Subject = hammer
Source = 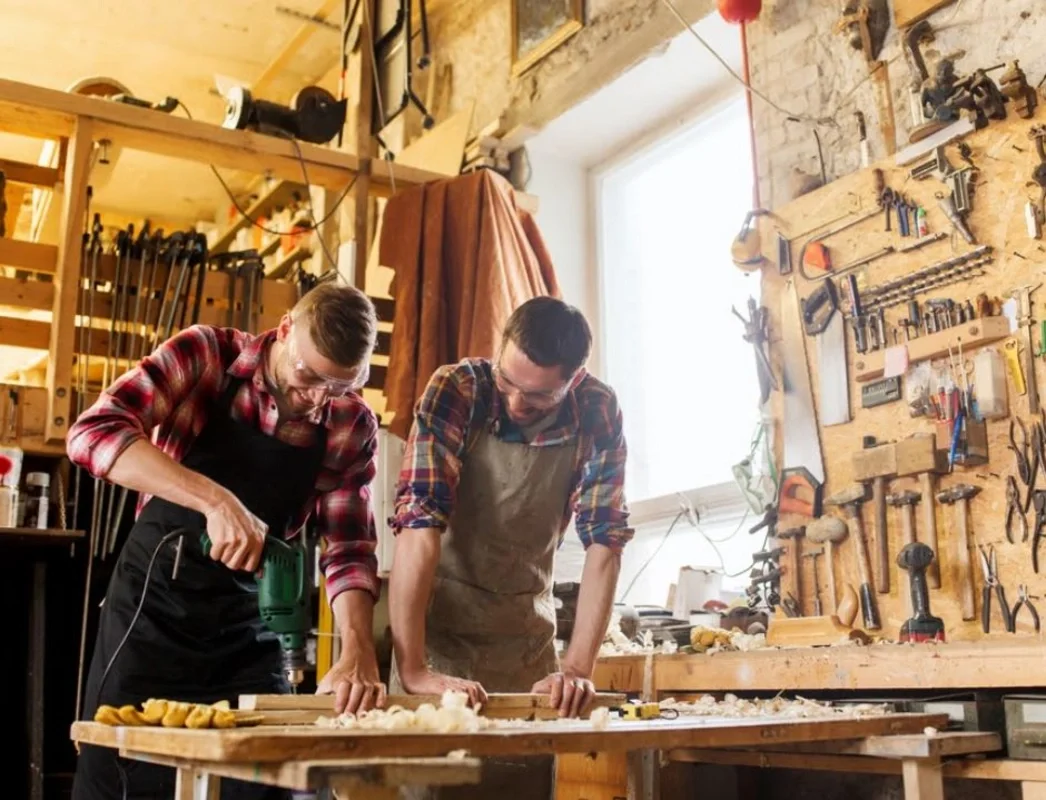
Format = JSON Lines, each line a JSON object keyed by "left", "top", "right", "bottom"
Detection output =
{"left": 852, "top": 439, "right": 899, "bottom": 595}
{"left": 778, "top": 526, "right": 806, "bottom": 615}
{"left": 804, "top": 547, "right": 826, "bottom": 616}
{"left": 886, "top": 489, "right": 921, "bottom": 616}
{"left": 826, "top": 485, "right": 880, "bottom": 630}
{"left": 806, "top": 516, "right": 847, "bottom": 613}
{"left": 936, "top": 483, "right": 981, "bottom": 621}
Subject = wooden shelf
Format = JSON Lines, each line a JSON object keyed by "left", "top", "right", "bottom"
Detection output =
{"left": 853, "top": 314, "right": 1012, "bottom": 382}
{"left": 210, "top": 180, "right": 307, "bottom": 254}
{"left": 266, "top": 244, "right": 311, "bottom": 280}
{"left": 0, "top": 526, "right": 84, "bottom": 545}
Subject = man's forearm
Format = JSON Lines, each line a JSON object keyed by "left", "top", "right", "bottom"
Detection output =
{"left": 106, "top": 438, "right": 227, "bottom": 514}
{"left": 332, "top": 589, "right": 377, "bottom": 657}
{"left": 389, "top": 528, "right": 441, "bottom": 677}
{"left": 562, "top": 544, "right": 621, "bottom": 677}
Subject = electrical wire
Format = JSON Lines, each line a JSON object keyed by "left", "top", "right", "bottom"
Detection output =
{"left": 174, "top": 100, "right": 357, "bottom": 266}
{"left": 618, "top": 511, "right": 685, "bottom": 602}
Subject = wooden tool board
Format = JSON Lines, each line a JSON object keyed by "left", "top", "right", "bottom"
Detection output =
{"left": 754, "top": 105, "right": 1046, "bottom": 643}
{"left": 70, "top": 712, "right": 946, "bottom": 763}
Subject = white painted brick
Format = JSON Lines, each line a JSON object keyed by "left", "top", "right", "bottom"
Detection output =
{"left": 761, "top": 20, "right": 817, "bottom": 60}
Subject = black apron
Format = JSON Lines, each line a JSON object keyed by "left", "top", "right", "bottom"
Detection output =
{"left": 72, "top": 376, "right": 327, "bottom": 800}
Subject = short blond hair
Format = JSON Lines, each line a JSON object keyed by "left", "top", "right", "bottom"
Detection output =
{"left": 292, "top": 283, "right": 377, "bottom": 368}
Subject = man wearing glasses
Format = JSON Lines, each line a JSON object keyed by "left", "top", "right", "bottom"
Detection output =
{"left": 388, "top": 297, "right": 632, "bottom": 799}
{"left": 68, "top": 283, "right": 383, "bottom": 800}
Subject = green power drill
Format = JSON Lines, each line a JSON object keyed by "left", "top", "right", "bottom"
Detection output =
{"left": 199, "top": 532, "right": 310, "bottom": 689}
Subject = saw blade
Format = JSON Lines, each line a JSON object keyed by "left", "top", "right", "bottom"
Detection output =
{"left": 817, "top": 310, "right": 851, "bottom": 426}
{"left": 780, "top": 279, "right": 826, "bottom": 484}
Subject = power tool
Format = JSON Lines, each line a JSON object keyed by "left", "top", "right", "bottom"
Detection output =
{"left": 897, "top": 541, "right": 945, "bottom": 643}
{"left": 199, "top": 533, "right": 311, "bottom": 689}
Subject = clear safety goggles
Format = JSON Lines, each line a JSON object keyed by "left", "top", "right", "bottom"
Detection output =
{"left": 286, "top": 326, "right": 369, "bottom": 396}
{"left": 492, "top": 362, "right": 571, "bottom": 409}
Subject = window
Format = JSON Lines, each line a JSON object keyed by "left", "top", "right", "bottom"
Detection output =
{"left": 596, "top": 93, "right": 762, "bottom": 505}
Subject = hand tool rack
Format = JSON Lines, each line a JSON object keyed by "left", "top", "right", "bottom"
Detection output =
{"left": 0, "top": 76, "right": 441, "bottom": 452}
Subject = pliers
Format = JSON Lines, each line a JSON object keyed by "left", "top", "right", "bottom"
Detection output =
{"left": 1006, "top": 475, "right": 1029, "bottom": 544}
{"left": 1012, "top": 584, "right": 1041, "bottom": 633}
{"left": 978, "top": 544, "right": 1013, "bottom": 633}
{"left": 1035, "top": 491, "right": 1046, "bottom": 574}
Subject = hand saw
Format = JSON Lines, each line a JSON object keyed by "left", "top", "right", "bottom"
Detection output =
{"left": 779, "top": 279, "right": 827, "bottom": 518}
{"left": 802, "top": 279, "right": 851, "bottom": 427}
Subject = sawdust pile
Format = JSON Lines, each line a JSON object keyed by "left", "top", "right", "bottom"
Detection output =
{"left": 316, "top": 690, "right": 534, "bottom": 733}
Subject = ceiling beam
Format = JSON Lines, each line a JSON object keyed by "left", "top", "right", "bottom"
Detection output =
{"left": 253, "top": 0, "right": 344, "bottom": 96}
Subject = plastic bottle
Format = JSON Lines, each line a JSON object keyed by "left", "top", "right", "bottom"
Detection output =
{"left": 24, "top": 472, "right": 50, "bottom": 530}
{"left": 972, "top": 347, "right": 1008, "bottom": 420}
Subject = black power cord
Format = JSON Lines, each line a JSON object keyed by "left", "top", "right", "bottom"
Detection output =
{"left": 91, "top": 528, "right": 190, "bottom": 800}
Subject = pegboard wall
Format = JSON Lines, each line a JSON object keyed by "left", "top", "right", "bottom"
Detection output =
{"left": 754, "top": 104, "right": 1046, "bottom": 643}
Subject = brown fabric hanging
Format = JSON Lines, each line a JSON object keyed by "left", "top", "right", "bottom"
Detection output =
{"left": 379, "top": 169, "right": 561, "bottom": 440}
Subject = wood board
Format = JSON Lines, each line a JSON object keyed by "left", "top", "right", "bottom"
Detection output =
{"left": 238, "top": 692, "right": 626, "bottom": 721}
{"left": 70, "top": 712, "right": 947, "bottom": 763}
{"left": 893, "top": 0, "right": 957, "bottom": 29}
{"left": 754, "top": 101, "right": 1046, "bottom": 644}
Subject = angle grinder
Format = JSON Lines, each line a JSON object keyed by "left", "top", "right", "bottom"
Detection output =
{"left": 199, "top": 532, "right": 311, "bottom": 688}
{"left": 221, "top": 85, "right": 347, "bottom": 145}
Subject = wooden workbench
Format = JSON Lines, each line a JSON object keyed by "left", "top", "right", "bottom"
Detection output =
{"left": 72, "top": 711, "right": 945, "bottom": 799}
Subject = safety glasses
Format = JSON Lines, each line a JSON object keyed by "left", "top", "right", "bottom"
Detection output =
{"left": 492, "top": 362, "right": 570, "bottom": 409}
{"left": 286, "top": 325, "right": 369, "bottom": 396}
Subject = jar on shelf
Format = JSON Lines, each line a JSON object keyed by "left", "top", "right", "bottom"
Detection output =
{"left": 24, "top": 472, "right": 50, "bottom": 530}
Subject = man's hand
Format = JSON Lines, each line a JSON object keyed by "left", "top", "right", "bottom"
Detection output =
{"left": 317, "top": 648, "right": 386, "bottom": 715}
{"left": 202, "top": 491, "right": 268, "bottom": 572}
{"left": 399, "top": 667, "right": 488, "bottom": 708}
{"left": 531, "top": 669, "right": 595, "bottom": 718}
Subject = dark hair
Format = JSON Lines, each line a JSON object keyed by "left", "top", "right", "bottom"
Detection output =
{"left": 292, "top": 283, "right": 377, "bottom": 368}
{"left": 502, "top": 297, "right": 592, "bottom": 376}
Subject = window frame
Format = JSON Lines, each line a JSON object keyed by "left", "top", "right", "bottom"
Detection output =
{"left": 589, "top": 83, "right": 754, "bottom": 527}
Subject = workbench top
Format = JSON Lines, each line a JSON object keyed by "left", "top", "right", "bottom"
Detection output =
{"left": 71, "top": 712, "right": 946, "bottom": 763}
{"left": 650, "top": 639, "right": 1046, "bottom": 693}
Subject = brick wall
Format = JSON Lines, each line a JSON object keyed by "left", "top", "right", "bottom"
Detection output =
{"left": 744, "top": 0, "right": 1046, "bottom": 210}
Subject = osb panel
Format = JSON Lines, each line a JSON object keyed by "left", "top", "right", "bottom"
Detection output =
{"left": 754, "top": 106, "right": 1046, "bottom": 644}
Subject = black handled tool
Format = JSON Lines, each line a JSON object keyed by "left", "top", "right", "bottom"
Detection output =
{"left": 897, "top": 542, "right": 945, "bottom": 643}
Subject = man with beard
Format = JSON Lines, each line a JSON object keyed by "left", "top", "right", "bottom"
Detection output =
{"left": 388, "top": 296, "right": 633, "bottom": 799}
{"left": 69, "top": 283, "right": 385, "bottom": 800}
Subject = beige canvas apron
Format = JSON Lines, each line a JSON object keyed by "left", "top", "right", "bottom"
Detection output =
{"left": 391, "top": 421, "right": 577, "bottom": 800}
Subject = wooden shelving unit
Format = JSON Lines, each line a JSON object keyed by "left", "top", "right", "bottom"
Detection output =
{"left": 209, "top": 179, "right": 307, "bottom": 254}
{"left": 266, "top": 244, "right": 312, "bottom": 279}
{"left": 0, "top": 76, "right": 440, "bottom": 447}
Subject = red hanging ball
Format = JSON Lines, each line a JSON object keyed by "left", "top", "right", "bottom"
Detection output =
{"left": 717, "top": 0, "right": 762, "bottom": 23}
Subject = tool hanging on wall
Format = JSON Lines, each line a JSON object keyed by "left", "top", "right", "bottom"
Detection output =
{"left": 937, "top": 483, "right": 981, "bottom": 621}
{"left": 779, "top": 280, "right": 826, "bottom": 518}
{"left": 213, "top": 250, "right": 266, "bottom": 333}
{"left": 221, "top": 85, "right": 348, "bottom": 146}
{"left": 853, "top": 438, "right": 896, "bottom": 596}
{"left": 732, "top": 297, "right": 776, "bottom": 406}
{"left": 802, "top": 280, "right": 850, "bottom": 426}
{"left": 1011, "top": 283, "right": 1042, "bottom": 414}
{"left": 897, "top": 541, "right": 945, "bottom": 643}
{"left": 806, "top": 515, "right": 847, "bottom": 615}
{"left": 731, "top": 209, "right": 770, "bottom": 271}
{"left": 826, "top": 485, "right": 880, "bottom": 631}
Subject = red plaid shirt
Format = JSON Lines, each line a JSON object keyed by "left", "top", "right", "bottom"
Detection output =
{"left": 66, "top": 324, "right": 379, "bottom": 602}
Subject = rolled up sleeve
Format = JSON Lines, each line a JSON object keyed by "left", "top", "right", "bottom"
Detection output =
{"left": 574, "top": 389, "right": 633, "bottom": 552}
{"left": 390, "top": 364, "right": 475, "bottom": 532}
{"left": 317, "top": 415, "right": 381, "bottom": 604}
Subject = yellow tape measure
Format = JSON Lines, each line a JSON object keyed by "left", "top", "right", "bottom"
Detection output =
{"left": 617, "top": 702, "right": 678, "bottom": 721}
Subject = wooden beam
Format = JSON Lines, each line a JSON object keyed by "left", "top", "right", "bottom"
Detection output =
{"left": 0, "top": 275, "right": 53, "bottom": 310}
{"left": 253, "top": 0, "right": 343, "bottom": 96}
{"left": 352, "top": 0, "right": 377, "bottom": 290}
{"left": 45, "top": 118, "right": 93, "bottom": 441}
{"left": 1, "top": 317, "right": 145, "bottom": 361}
{"left": 0, "top": 237, "right": 57, "bottom": 272}
{"left": 0, "top": 157, "right": 59, "bottom": 187}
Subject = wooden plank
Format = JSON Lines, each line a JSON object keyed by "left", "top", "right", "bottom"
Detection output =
{"left": 69, "top": 712, "right": 948, "bottom": 763}
{"left": 853, "top": 315, "right": 1011, "bottom": 382}
{"left": 671, "top": 749, "right": 1046, "bottom": 783}
{"left": 654, "top": 641, "right": 1046, "bottom": 692}
{"left": 45, "top": 117, "right": 93, "bottom": 441}
{"left": 0, "top": 238, "right": 57, "bottom": 272}
{"left": 0, "top": 77, "right": 436, "bottom": 191}
{"left": 0, "top": 275, "right": 53, "bottom": 310}
{"left": 395, "top": 104, "right": 474, "bottom": 176}
{"left": 1, "top": 317, "right": 147, "bottom": 360}
{"left": 1023, "top": 783, "right": 1046, "bottom": 800}
{"left": 593, "top": 656, "right": 648, "bottom": 694}
{"left": 0, "top": 158, "right": 58, "bottom": 187}
{"left": 238, "top": 691, "right": 627, "bottom": 716}
{"left": 893, "top": 0, "right": 956, "bottom": 28}
{"left": 124, "top": 752, "right": 481, "bottom": 791}
{"left": 903, "top": 758, "right": 944, "bottom": 800}
{"left": 740, "top": 731, "right": 1001, "bottom": 759}
{"left": 351, "top": 0, "right": 376, "bottom": 289}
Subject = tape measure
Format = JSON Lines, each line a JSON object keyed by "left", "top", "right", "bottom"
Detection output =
{"left": 615, "top": 702, "right": 679, "bottom": 721}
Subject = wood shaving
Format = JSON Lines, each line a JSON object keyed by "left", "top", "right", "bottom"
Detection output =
{"left": 599, "top": 611, "right": 679, "bottom": 656}
{"left": 316, "top": 690, "right": 531, "bottom": 733}
{"left": 589, "top": 706, "right": 611, "bottom": 730}
{"left": 659, "top": 694, "right": 890, "bottom": 720}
